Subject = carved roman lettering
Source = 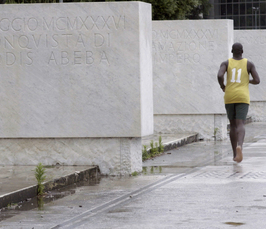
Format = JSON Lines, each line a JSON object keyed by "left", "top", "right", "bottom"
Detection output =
{"left": 61, "top": 51, "right": 69, "bottom": 65}
{"left": 0, "top": 18, "right": 10, "bottom": 31}
{"left": 94, "top": 33, "right": 105, "bottom": 47}
{"left": 11, "top": 18, "right": 23, "bottom": 31}
{"left": 48, "top": 51, "right": 57, "bottom": 65}
{"left": 43, "top": 17, "right": 54, "bottom": 30}
{"left": 62, "top": 34, "right": 72, "bottom": 47}
{"left": 90, "top": 16, "right": 100, "bottom": 30}
{"left": 112, "top": 15, "right": 125, "bottom": 30}
{"left": 51, "top": 34, "right": 59, "bottom": 48}
{"left": 73, "top": 51, "right": 81, "bottom": 64}
{"left": 26, "top": 52, "right": 33, "bottom": 65}
{"left": 75, "top": 34, "right": 85, "bottom": 47}
{"left": 6, "top": 52, "right": 16, "bottom": 65}
{"left": 99, "top": 51, "right": 109, "bottom": 65}
{"left": 101, "top": 16, "right": 111, "bottom": 29}
{"left": 86, "top": 51, "right": 94, "bottom": 64}
{"left": 79, "top": 16, "right": 90, "bottom": 30}
{"left": 4, "top": 36, "right": 14, "bottom": 49}
{"left": 18, "top": 35, "right": 31, "bottom": 49}
{"left": 56, "top": 17, "right": 67, "bottom": 31}
{"left": 32, "top": 34, "right": 42, "bottom": 48}
{"left": 27, "top": 18, "right": 38, "bottom": 31}
{"left": 67, "top": 17, "right": 78, "bottom": 30}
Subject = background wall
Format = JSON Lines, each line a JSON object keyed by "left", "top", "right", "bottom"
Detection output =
{"left": 0, "top": 2, "right": 153, "bottom": 175}
{"left": 153, "top": 20, "right": 234, "bottom": 140}
{"left": 0, "top": 2, "right": 153, "bottom": 138}
{"left": 235, "top": 30, "right": 266, "bottom": 122}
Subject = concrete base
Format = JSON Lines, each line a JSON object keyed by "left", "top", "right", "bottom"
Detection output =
{"left": 0, "top": 138, "right": 142, "bottom": 176}
{"left": 154, "top": 114, "right": 227, "bottom": 140}
{"left": 249, "top": 101, "right": 266, "bottom": 122}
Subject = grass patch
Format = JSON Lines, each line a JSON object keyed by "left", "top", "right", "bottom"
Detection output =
{"left": 142, "top": 136, "right": 164, "bottom": 161}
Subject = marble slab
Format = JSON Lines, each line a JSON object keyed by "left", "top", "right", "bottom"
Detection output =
{"left": 153, "top": 20, "right": 234, "bottom": 115}
{"left": 0, "top": 2, "right": 153, "bottom": 138}
{"left": 234, "top": 30, "right": 266, "bottom": 101}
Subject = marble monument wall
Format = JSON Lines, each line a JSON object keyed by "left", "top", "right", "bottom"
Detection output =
{"left": 153, "top": 20, "right": 234, "bottom": 140}
{"left": 0, "top": 2, "right": 153, "bottom": 175}
{"left": 234, "top": 30, "right": 266, "bottom": 121}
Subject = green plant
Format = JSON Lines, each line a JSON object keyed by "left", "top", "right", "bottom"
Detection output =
{"left": 142, "top": 167, "right": 147, "bottom": 174}
{"left": 37, "top": 196, "right": 44, "bottom": 210}
{"left": 214, "top": 127, "right": 219, "bottom": 140}
{"left": 142, "top": 145, "right": 149, "bottom": 161}
{"left": 158, "top": 135, "right": 164, "bottom": 153}
{"left": 150, "top": 140, "right": 155, "bottom": 157}
{"left": 35, "top": 163, "right": 46, "bottom": 196}
{"left": 159, "top": 166, "right": 162, "bottom": 173}
{"left": 131, "top": 171, "right": 138, "bottom": 176}
{"left": 154, "top": 142, "right": 159, "bottom": 155}
{"left": 150, "top": 166, "right": 154, "bottom": 173}
{"left": 142, "top": 136, "right": 164, "bottom": 161}
{"left": 7, "top": 203, "right": 18, "bottom": 210}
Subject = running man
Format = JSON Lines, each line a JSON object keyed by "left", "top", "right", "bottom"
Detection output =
{"left": 217, "top": 43, "right": 260, "bottom": 163}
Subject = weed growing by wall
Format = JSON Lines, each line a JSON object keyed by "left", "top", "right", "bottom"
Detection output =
{"left": 35, "top": 163, "right": 46, "bottom": 196}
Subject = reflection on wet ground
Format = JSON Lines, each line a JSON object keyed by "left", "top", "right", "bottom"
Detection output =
{"left": 0, "top": 177, "right": 101, "bottom": 222}
{"left": 1, "top": 122, "right": 266, "bottom": 226}
{"left": 0, "top": 140, "right": 232, "bottom": 220}
{"left": 143, "top": 139, "right": 232, "bottom": 175}
{"left": 224, "top": 222, "right": 245, "bottom": 226}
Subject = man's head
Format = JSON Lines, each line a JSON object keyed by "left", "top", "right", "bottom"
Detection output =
{"left": 231, "top": 43, "right": 243, "bottom": 56}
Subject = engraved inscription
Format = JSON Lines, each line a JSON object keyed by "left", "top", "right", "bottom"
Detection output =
{"left": 153, "top": 29, "right": 218, "bottom": 65}
{"left": 0, "top": 16, "right": 126, "bottom": 32}
{"left": 153, "top": 29, "right": 218, "bottom": 40}
{"left": 235, "top": 34, "right": 266, "bottom": 65}
{"left": 236, "top": 35, "right": 266, "bottom": 45}
{"left": 47, "top": 50, "right": 109, "bottom": 66}
{"left": 0, "top": 15, "right": 125, "bottom": 66}
{"left": 0, "top": 51, "right": 33, "bottom": 66}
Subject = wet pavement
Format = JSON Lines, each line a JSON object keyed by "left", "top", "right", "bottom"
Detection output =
{"left": 0, "top": 122, "right": 266, "bottom": 228}
{"left": 0, "top": 165, "right": 99, "bottom": 210}
{"left": 0, "top": 132, "right": 197, "bottom": 210}
{"left": 0, "top": 165, "right": 95, "bottom": 197}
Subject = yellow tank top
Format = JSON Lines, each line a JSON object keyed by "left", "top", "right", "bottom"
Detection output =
{"left": 224, "top": 58, "right": 250, "bottom": 104}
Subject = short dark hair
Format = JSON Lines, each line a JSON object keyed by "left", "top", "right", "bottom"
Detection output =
{"left": 232, "top": 43, "right": 243, "bottom": 55}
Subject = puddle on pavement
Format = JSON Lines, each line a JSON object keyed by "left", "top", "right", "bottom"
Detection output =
{"left": 108, "top": 208, "right": 132, "bottom": 213}
{"left": 142, "top": 165, "right": 194, "bottom": 175}
{"left": 0, "top": 177, "right": 101, "bottom": 222}
{"left": 224, "top": 222, "right": 245, "bottom": 226}
{"left": 142, "top": 164, "right": 202, "bottom": 175}
{"left": 142, "top": 166, "right": 163, "bottom": 175}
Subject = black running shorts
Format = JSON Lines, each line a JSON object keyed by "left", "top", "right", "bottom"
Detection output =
{"left": 225, "top": 103, "right": 249, "bottom": 120}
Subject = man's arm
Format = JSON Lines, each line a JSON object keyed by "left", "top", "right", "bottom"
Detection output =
{"left": 247, "top": 61, "right": 260, "bottom": 85}
{"left": 217, "top": 61, "right": 228, "bottom": 92}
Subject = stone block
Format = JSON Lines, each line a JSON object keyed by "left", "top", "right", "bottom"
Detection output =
{"left": 0, "top": 2, "right": 153, "bottom": 138}
{"left": 154, "top": 114, "right": 227, "bottom": 140}
{"left": 234, "top": 30, "right": 266, "bottom": 121}
{"left": 153, "top": 20, "right": 233, "bottom": 115}
{"left": 0, "top": 2, "right": 152, "bottom": 175}
{"left": 152, "top": 20, "right": 233, "bottom": 139}
{"left": 249, "top": 102, "right": 266, "bottom": 122}
{"left": 234, "top": 30, "right": 266, "bottom": 102}
{"left": 0, "top": 137, "right": 142, "bottom": 175}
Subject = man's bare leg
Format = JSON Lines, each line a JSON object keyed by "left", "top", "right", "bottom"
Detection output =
{"left": 229, "top": 120, "right": 237, "bottom": 158}
{"left": 235, "top": 146, "right": 243, "bottom": 163}
{"left": 234, "top": 119, "right": 245, "bottom": 163}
